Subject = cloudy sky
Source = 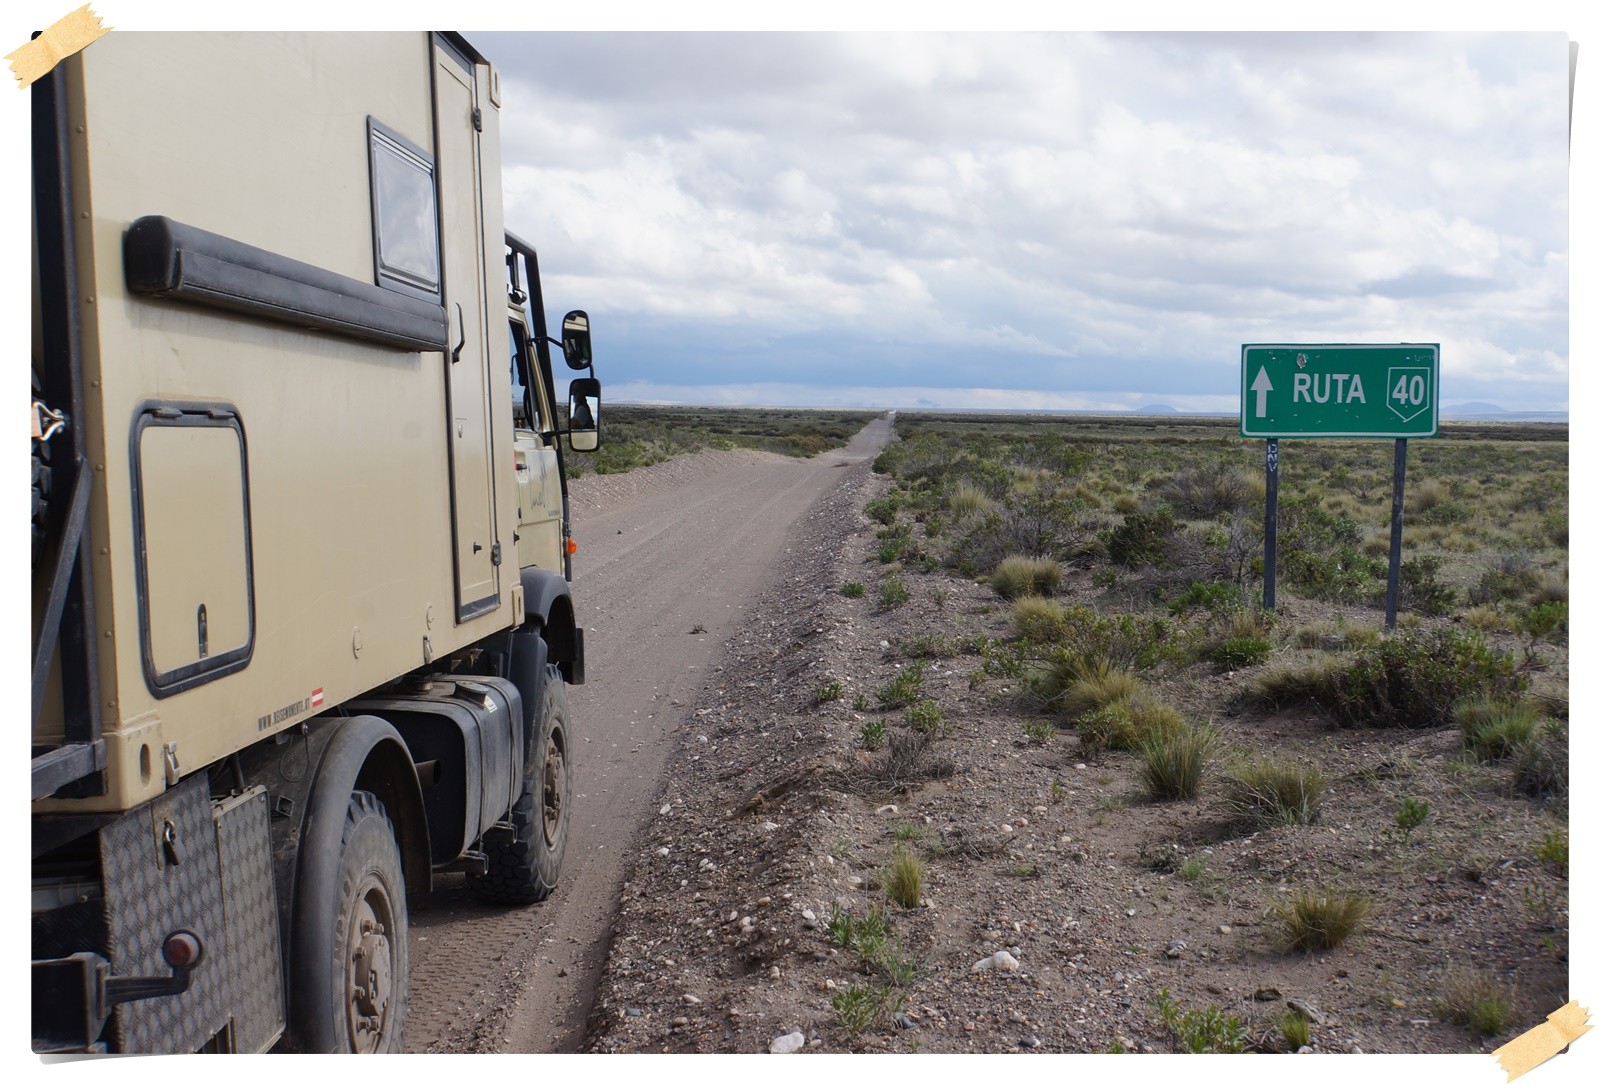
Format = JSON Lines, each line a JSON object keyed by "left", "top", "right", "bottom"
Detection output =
{"left": 474, "top": 28, "right": 1573, "bottom": 414}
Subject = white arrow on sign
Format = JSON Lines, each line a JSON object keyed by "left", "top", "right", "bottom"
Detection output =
{"left": 1250, "top": 367, "right": 1273, "bottom": 417}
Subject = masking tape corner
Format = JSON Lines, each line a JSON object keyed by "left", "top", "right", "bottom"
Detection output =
{"left": 6, "top": 5, "right": 109, "bottom": 90}
{"left": 1493, "top": 1001, "right": 1591, "bottom": 1081}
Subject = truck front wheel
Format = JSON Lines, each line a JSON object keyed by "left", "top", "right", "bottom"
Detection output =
{"left": 472, "top": 663, "right": 571, "bottom": 904}
{"left": 297, "top": 789, "right": 408, "bottom": 1052}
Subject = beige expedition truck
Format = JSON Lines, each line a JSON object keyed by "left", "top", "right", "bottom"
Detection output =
{"left": 30, "top": 31, "right": 603, "bottom": 1053}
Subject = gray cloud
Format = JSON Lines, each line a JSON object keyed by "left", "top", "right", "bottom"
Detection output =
{"left": 481, "top": 30, "right": 1569, "bottom": 412}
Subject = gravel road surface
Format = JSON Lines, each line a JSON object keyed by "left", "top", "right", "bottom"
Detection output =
{"left": 403, "top": 415, "right": 893, "bottom": 1052}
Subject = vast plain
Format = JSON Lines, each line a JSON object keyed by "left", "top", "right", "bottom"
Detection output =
{"left": 582, "top": 409, "right": 1569, "bottom": 1054}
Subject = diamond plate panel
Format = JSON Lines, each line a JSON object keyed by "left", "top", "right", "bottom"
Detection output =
{"left": 213, "top": 787, "right": 285, "bottom": 1052}
{"left": 100, "top": 772, "right": 230, "bottom": 1052}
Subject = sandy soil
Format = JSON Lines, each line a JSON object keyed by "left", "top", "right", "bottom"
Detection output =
{"left": 402, "top": 416, "right": 894, "bottom": 1052}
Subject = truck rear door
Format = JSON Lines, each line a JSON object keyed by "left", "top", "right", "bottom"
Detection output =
{"left": 434, "top": 38, "right": 501, "bottom": 620}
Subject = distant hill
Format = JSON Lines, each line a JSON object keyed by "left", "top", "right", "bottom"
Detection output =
{"left": 1443, "top": 402, "right": 1567, "bottom": 422}
{"left": 1135, "top": 404, "right": 1180, "bottom": 414}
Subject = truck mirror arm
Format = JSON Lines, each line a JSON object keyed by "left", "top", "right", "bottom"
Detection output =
{"left": 537, "top": 335, "right": 590, "bottom": 373}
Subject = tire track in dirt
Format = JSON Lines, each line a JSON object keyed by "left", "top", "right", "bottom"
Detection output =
{"left": 403, "top": 416, "right": 893, "bottom": 1052}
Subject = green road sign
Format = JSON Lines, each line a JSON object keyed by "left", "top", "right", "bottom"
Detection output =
{"left": 1239, "top": 343, "right": 1440, "bottom": 438}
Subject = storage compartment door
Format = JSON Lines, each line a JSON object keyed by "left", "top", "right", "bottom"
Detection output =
{"left": 132, "top": 405, "right": 254, "bottom": 697}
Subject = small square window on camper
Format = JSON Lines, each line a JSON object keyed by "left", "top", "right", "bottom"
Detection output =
{"left": 368, "top": 118, "right": 441, "bottom": 299}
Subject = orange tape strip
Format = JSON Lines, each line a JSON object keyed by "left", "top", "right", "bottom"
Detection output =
{"left": 1493, "top": 1001, "right": 1591, "bottom": 1081}
{"left": 6, "top": 5, "right": 109, "bottom": 90}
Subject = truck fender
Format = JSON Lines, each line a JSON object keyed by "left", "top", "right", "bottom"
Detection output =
{"left": 281, "top": 714, "right": 428, "bottom": 1050}
{"left": 521, "top": 567, "right": 583, "bottom": 684}
{"left": 507, "top": 626, "right": 549, "bottom": 766}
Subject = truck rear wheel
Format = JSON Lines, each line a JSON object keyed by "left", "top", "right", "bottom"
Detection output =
{"left": 472, "top": 663, "right": 571, "bottom": 904}
{"left": 296, "top": 789, "right": 408, "bottom": 1052}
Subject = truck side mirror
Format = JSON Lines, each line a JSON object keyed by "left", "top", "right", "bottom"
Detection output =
{"left": 561, "top": 310, "right": 592, "bottom": 371}
{"left": 567, "top": 377, "right": 600, "bottom": 452}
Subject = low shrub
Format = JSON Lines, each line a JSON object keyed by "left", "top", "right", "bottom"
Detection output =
{"left": 899, "top": 632, "right": 956, "bottom": 659}
{"left": 841, "top": 581, "right": 865, "bottom": 599}
{"left": 1157, "top": 463, "right": 1256, "bottom": 519}
{"left": 1018, "top": 606, "right": 1197, "bottom": 670}
{"left": 858, "top": 718, "right": 886, "bottom": 750}
{"left": 814, "top": 681, "right": 844, "bottom": 705}
{"left": 1394, "top": 796, "right": 1431, "bottom": 839}
{"left": 863, "top": 497, "right": 900, "bottom": 525}
{"left": 1392, "top": 554, "right": 1460, "bottom": 617}
{"left": 1286, "top": 543, "right": 1385, "bottom": 603}
{"left": 903, "top": 699, "right": 944, "bottom": 733}
{"left": 1168, "top": 579, "right": 1243, "bottom": 614}
{"left": 1213, "top": 635, "right": 1272, "bottom": 669}
{"left": 1470, "top": 552, "right": 1541, "bottom": 605}
{"left": 1535, "top": 830, "right": 1568, "bottom": 873}
{"left": 1279, "top": 496, "right": 1381, "bottom": 602}
{"left": 1105, "top": 507, "right": 1177, "bottom": 568}
{"left": 991, "top": 555, "right": 1063, "bottom": 600}
{"left": 1140, "top": 722, "right": 1219, "bottom": 801}
{"left": 1224, "top": 758, "right": 1326, "bottom": 826}
{"left": 869, "top": 729, "right": 955, "bottom": 791}
{"left": 876, "top": 662, "right": 925, "bottom": 710}
{"left": 1152, "top": 989, "right": 1247, "bottom": 1053}
{"left": 1522, "top": 600, "right": 1568, "bottom": 642}
{"left": 1249, "top": 630, "right": 1522, "bottom": 729}
{"left": 879, "top": 575, "right": 911, "bottom": 610}
{"left": 1274, "top": 891, "right": 1369, "bottom": 952}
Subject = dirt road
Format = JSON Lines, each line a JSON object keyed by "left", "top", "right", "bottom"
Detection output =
{"left": 403, "top": 415, "right": 894, "bottom": 1052}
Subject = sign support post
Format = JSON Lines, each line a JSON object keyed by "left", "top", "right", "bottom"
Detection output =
{"left": 1239, "top": 343, "right": 1438, "bottom": 629}
{"left": 1263, "top": 439, "right": 1278, "bottom": 614}
{"left": 1385, "top": 438, "right": 1408, "bottom": 631}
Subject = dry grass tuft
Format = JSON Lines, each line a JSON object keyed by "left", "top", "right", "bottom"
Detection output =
{"left": 991, "top": 555, "right": 1063, "bottom": 600}
{"left": 1434, "top": 970, "right": 1518, "bottom": 1036}
{"left": 1076, "top": 693, "right": 1184, "bottom": 754}
{"left": 1273, "top": 891, "right": 1370, "bottom": 952}
{"left": 1224, "top": 757, "right": 1327, "bottom": 826}
{"left": 1013, "top": 595, "right": 1067, "bottom": 641}
{"left": 1140, "top": 722, "right": 1220, "bottom": 801}
{"left": 948, "top": 480, "right": 996, "bottom": 520}
{"left": 1055, "top": 659, "right": 1143, "bottom": 721}
{"left": 884, "top": 847, "right": 925, "bottom": 908}
{"left": 1457, "top": 699, "right": 1541, "bottom": 761}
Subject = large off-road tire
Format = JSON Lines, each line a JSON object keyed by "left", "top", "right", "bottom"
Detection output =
{"left": 472, "top": 663, "right": 571, "bottom": 904}
{"left": 313, "top": 790, "right": 409, "bottom": 1052}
